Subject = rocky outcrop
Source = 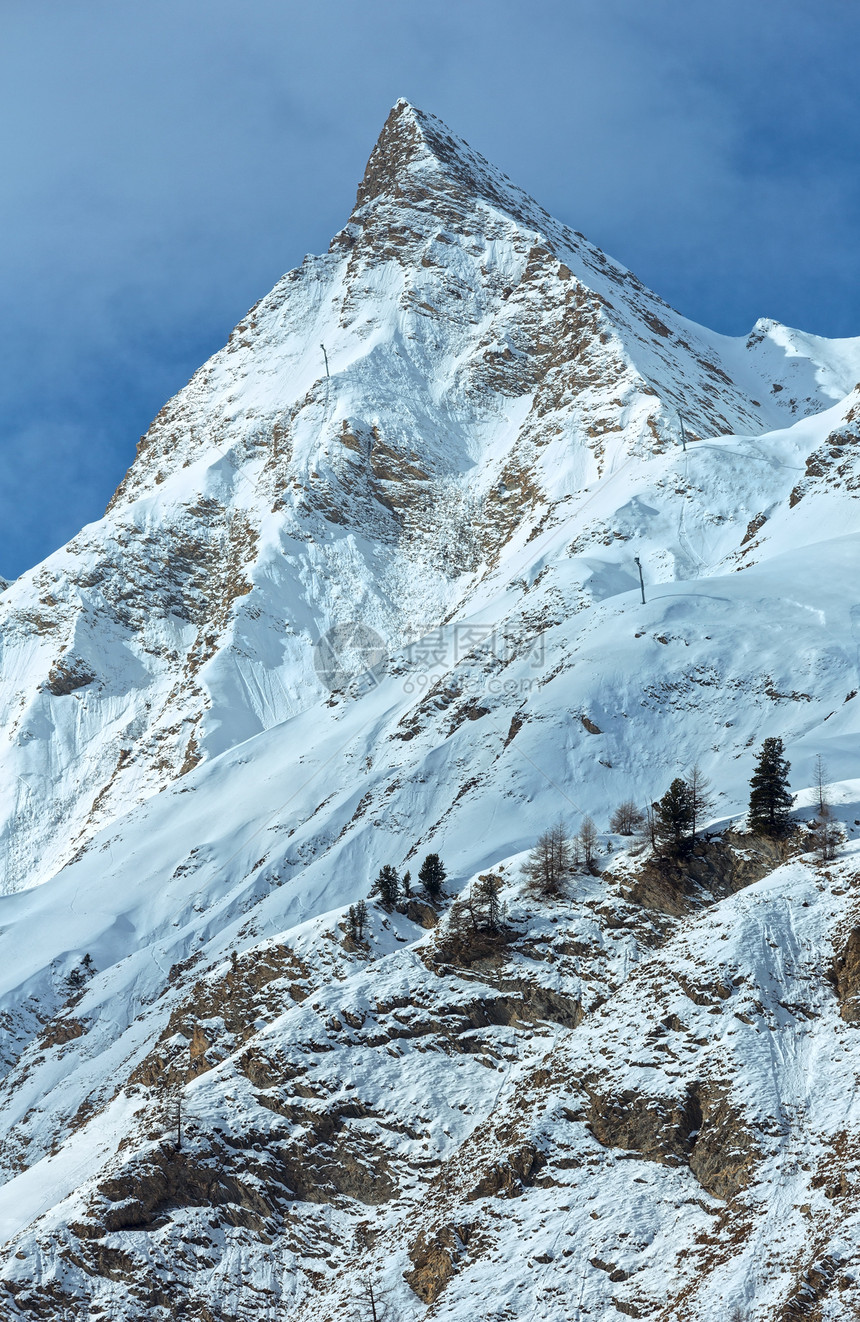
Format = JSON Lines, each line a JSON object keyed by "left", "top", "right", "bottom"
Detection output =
{"left": 829, "top": 927, "right": 860, "bottom": 1023}
{"left": 403, "top": 1220, "right": 477, "bottom": 1305}
{"left": 622, "top": 830, "right": 802, "bottom": 915}
{"left": 583, "top": 1077, "right": 758, "bottom": 1199}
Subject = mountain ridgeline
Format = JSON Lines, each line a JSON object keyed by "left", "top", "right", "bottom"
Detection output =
{"left": 1, "top": 101, "right": 860, "bottom": 1320}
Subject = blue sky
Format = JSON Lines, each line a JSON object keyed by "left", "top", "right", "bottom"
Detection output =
{"left": 1, "top": 0, "right": 858, "bottom": 577}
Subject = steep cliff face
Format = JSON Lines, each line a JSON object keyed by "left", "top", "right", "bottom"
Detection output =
{"left": 2, "top": 101, "right": 860, "bottom": 1320}
{"left": 2, "top": 99, "right": 859, "bottom": 896}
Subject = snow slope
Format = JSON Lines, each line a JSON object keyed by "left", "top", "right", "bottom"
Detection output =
{"left": 1, "top": 99, "right": 859, "bottom": 896}
{"left": 1, "top": 100, "right": 860, "bottom": 1319}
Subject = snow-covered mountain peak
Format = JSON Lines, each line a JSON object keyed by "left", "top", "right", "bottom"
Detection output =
{"left": 2, "top": 103, "right": 860, "bottom": 902}
{"left": 3, "top": 103, "right": 860, "bottom": 1321}
{"left": 744, "top": 315, "right": 860, "bottom": 405}
{"left": 351, "top": 98, "right": 556, "bottom": 236}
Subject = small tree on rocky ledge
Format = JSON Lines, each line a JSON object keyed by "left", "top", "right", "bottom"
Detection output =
{"left": 346, "top": 898, "right": 368, "bottom": 941}
{"left": 349, "top": 1275, "right": 390, "bottom": 1322}
{"left": 577, "top": 815, "right": 599, "bottom": 872}
{"left": 474, "top": 872, "right": 504, "bottom": 932}
{"left": 418, "top": 853, "right": 446, "bottom": 902}
{"left": 371, "top": 865, "right": 400, "bottom": 907}
{"left": 813, "top": 753, "right": 830, "bottom": 816}
{"left": 63, "top": 955, "right": 97, "bottom": 1000}
{"left": 523, "top": 819, "right": 572, "bottom": 896}
{"left": 748, "top": 737, "right": 793, "bottom": 838}
{"left": 610, "top": 799, "right": 645, "bottom": 835}
{"left": 654, "top": 778, "right": 694, "bottom": 856}
{"left": 809, "top": 803, "right": 841, "bottom": 863}
{"left": 688, "top": 762, "right": 715, "bottom": 840}
{"left": 64, "top": 966, "right": 87, "bottom": 997}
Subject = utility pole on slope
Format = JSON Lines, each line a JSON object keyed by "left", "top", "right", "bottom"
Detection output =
{"left": 679, "top": 411, "right": 687, "bottom": 451}
{"left": 634, "top": 556, "right": 646, "bottom": 605}
{"left": 321, "top": 343, "right": 330, "bottom": 379}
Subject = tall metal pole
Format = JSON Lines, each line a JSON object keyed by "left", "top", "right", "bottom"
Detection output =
{"left": 679, "top": 411, "right": 687, "bottom": 451}
{"left": 634, "top": 556, "right": 646, "bottom": 605}
{"left": 320, "top": 343, "right": 330, "bottom": 379}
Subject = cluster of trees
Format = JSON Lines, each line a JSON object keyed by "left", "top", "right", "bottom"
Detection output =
{"left": 646, "top": 762, "right": 715, "bottom": 858}
{"left": 616, "top": 737, "right": 839, "bottom": 864}
{"left": 345, "top": 898, "right": 369, "bottom": 941}
{"left": 449, "top": 871, "right": 504, "bottom": 937}
{"left": 742, "top": 736, "right": 842, "bottom": 862}
{"left": 611, "top": 739, "right": 798, "bottom": 861}
{"left": 368, "top": 853, "right": 445, "bottom": 905}
{"left": 522, "top": 815, "right": 600, "bottom": 897}
{"left": 64, "top": 952, "right": 95, "bottom": 997}
{"left": 349, "top": 739, "right": 840, "bottom": 949}
{"left": 521, "top": 737, "right": 839, "bottom": 888}
{"left": 346, "top": 853, "right": 448, "bottom": 943}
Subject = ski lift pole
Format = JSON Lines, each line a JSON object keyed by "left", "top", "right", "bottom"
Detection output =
{"left": 320, "top": 343, "right": 330, "bottom": 379}
{"left": 634, "top": 556, "right": 646, "bottom": 605}
{"left": 679, "top": 411, "right": 687, "bottom": 451}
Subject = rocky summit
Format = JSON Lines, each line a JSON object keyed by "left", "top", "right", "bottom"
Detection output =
{"left": 2, "top": 100, "right": 860, "bottom": 1320}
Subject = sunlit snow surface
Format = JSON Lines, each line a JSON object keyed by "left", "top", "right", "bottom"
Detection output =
{"left": 1, "top": 101, "right": 860, "bottom": 1319}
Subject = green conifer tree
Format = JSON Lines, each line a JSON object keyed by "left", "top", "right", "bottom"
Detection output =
{"left": 418, "top": 853, "right": 446, "bottom": 901}
{"left": 475, "top": 873, "right": 503, "bottom": 932}
{"left": 372, "top": 866, "right": 400, "bottom": 907}
{"left": 346, "top": 898, "right": 369, "bottom": 941}
{"left": 654, "top": 778, "right": 694, "bottom": 855}
{"left": 748, "top": 737, "right": 793, "bottom": 837}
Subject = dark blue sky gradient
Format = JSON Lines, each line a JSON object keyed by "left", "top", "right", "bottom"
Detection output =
{"left": 1, "top": 0, "right": 858, "bottom": 576}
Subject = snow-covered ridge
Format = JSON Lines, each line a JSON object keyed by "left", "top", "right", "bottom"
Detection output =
{"left": 1, "top": 102, "right": 859, "bottom": 898}
{"left": 1, "top": 90, "right": 860, "bottom": 1311}
{"left": 1, "top": 100, "right": 860, "bottom": 1318}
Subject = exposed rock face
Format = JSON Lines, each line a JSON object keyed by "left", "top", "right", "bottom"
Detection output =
{"left": 830, "top": 926, "right": 860, "bottom": 1022}
{"left": 0, "top": 103, "right": 857, "bottom": 896}
{"left": 2, "top": 100, "right": 860, "bottom": 1322}
{"left": 403, "top": 1220, "right": 477, "bottom": 1304}
{"left": 621, "top": 830, "right": 803, "bottom": 915}
{"left": 583, "top": 1077, "right": 758, "bottom": 1199}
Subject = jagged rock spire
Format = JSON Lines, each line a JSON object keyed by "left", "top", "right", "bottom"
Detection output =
{"left": 353, "top": 98, "right": 551, "bottom": 231}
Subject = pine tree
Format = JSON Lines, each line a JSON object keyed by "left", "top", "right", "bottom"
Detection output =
{"left": 654, "top": 778, "right": 694, "bottom": 856}
{"left": 64, "top": 966, "right": 86, "bottom": 996}
{"left": 418, "top": 853, "right": 446, "bottom": 901}
{"left": 371, "top": 865, "right": 400, "bottom": 907}
{"left": 748, "top": 737, "right": 793, "bottom": 838}
{"left": 401, "top": 870, "right": 412, "bottom": 897}
{"left": 372, "top": 867, "right": 401, "bottom": 909}
{"left": 475, "top": 873, "right": 503, "bottom": 932}
{"left": 346, "top": 900, "right": 369, "bottom": 940}
{"left": 522, "top": 819, "right": 572, "bottom": 896}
